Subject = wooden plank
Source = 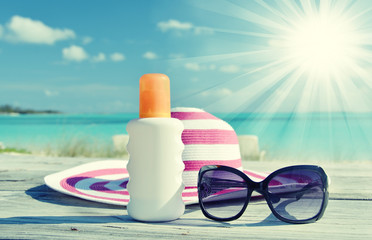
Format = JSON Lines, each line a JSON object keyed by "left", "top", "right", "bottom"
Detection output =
{"left": 0, "top": 197, "right": 371, "bottom": 239}
{"left": 1, "top": 154, "right": 372, "bottom": 239}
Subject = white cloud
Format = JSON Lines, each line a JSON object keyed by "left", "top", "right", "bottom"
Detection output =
{"left": 157, "top": 19, "right": 193, "bottom": 32}
{"left": 157, "top": 19, "right": 213, "bottom": 35}
{"left": 62, "top": 45, "right": 88, "bottom": 62}
{"left": 3, "top": 15, "right": 75, "bottom": 45}
{"left": 92, "top": 52, "right": 106, "bottom": 62}
{"left": 82, "top": 36, "right": 93, "bottom": 45}
{"left": 185, "top": 63, "right": 201, "bottom": 71}
{"left": 110, "top": 52, "right": 125, "bottom": 62}
{"left": 218, "top": 88, "right": 233, "bottom": 96}
{"left": 219, "top": 64, "right": 240, "bottom": 73}
{"left": 44, "top": 89, "right": 59, "bottom": 97}
{"left": 143, "top": 51, "right": 158, "bottom": 60}
{"left": 194, "top": 26, "right": 214, "bottom": 35}
{"left": 184, "top": 63, "right": 216, "bottom": 71}
{"left": 209, "top": 64, "right": 217, "bottom": 70}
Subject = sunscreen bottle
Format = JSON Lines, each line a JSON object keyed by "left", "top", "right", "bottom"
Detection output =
{"left": 126, "top": 73, "right": 185, "bottom": 222}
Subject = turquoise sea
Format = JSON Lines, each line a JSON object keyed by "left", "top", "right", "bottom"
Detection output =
{"left": 1, "top": 112, "right": 372, "bottom": 161}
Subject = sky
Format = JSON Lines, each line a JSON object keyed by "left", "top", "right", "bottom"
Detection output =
{"left": 1, "top": 0, "right": 372, "bottom": 113}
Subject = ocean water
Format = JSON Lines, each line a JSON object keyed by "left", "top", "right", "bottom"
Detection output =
{"left": 1, "top": 112, "right": 372, "bottom": 161}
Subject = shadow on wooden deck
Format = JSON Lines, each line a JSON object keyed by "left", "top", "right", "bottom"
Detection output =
{"left": 0, "top": 214, "right": 287, "bottom": 227}
{"left": 1, "top": 184, "right": 287, "bottom": 227}
{"left": 25, "top": 184, "right": 123, "bottom": 209}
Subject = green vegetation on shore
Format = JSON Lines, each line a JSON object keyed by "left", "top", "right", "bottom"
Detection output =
{"left": 1, "top": 141, "right": 128, "bottom": 158}
{"left": 42, "top": 137, "right": 128, "bottom": 158}
{"left": 0, "top": 147, "right": 31, "bottom": 154}
{"left": 0, "top": 104, "right": 61, "bottom": 114}
{"left": 0, "top": 136, "right": 128, "bottom": 158}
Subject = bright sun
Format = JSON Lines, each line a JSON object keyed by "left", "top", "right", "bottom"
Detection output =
{"left": 284, "top": 12, "right": 359, "bottom": 78}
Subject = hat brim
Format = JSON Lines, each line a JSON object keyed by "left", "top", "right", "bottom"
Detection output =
{"left": 44, "top": 160, "right": 269, "bottom": 206}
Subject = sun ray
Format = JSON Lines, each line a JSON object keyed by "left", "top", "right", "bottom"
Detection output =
{"left": 174, "top": 54, "right": 294, "bottom": 105}
{"left": 254, "top": 0, "right": 296, "bottom": 24}
{"left": 281, "top": 0, "right": 306, "bottom": 21}
{"left": 204, "top": 58, "right": 300, "bottom": 114}
{"left": 192, "top": 0, "right": 292, "bottom": 32}
{"left": 197, "top": 27, "right": 278, "bottom": 38}
{"left": 169, "top": 50, "right": 270, "bottom": 63}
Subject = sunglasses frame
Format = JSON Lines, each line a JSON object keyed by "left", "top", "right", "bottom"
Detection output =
{"left": 198, "top": 165, "right": 329, "bottom": 224}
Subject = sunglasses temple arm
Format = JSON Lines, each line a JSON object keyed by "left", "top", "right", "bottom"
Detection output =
{"left": 208, "top": 178, "right": 247, "bottom": 186}
{"left": 268, "top": 182, "right": 321, "bottom": 202}
{"left": 201, "top": 178, "right": 248, "bottom": 193}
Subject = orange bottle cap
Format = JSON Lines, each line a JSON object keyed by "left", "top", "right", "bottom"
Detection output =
{"left": 139, "top": 73, "right": 171, "bottom": 118}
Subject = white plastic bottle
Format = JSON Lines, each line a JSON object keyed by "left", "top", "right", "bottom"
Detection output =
{"left": 126, "top": 73, "right": 185, "bottom": 222}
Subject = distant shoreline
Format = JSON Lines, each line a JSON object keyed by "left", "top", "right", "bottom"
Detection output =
{"left": 0, "top": 104, "right": 61, "bottom": 115}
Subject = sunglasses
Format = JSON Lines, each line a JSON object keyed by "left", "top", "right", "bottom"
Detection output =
{"left": 197, "top": 165, "right": 329, "bottom": 224}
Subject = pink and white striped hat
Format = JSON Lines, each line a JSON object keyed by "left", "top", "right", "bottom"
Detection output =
{"left": 44, "top": 108, "right": 267, "bottom": 206}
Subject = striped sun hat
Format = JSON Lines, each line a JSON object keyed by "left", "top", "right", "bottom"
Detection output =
{"left": 44, "top": 107, "right": 267, "bottom": 206}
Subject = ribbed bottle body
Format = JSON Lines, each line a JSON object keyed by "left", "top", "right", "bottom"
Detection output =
{"left": 126, "top": 118, "right": 185, "bottom": 222}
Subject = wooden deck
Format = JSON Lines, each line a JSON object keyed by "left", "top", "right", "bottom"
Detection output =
{"left": 1, "top": 154, "right": 371, "bottom": 239}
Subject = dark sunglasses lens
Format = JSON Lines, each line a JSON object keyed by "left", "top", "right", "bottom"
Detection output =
{"left": 199, "top": 169, "right": 248, "bottom": 219}
{"left": 268, "top": 169, "right": 325, "bottom": 221}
